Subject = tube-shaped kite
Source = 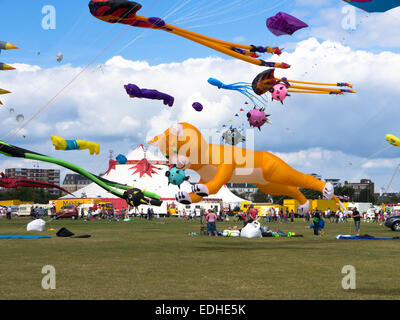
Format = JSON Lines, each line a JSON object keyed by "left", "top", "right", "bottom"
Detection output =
{"left": 124, "top": 84, "right": 174, "bottom": 107}
{"left": 88, "top": 0, "right": 290, "bottom": 68}
{"left": 51, "top": 136, "right": 100, "bottom": 155}
{"left": 0, "top": 140, "right": 163, "bottom": 208}
{"left": 386, "top": 134, "right": 400, "bottom": 148}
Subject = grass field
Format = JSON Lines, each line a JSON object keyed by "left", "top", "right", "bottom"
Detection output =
{"left": 1, "top": 216, "right": 399, "bottom": 300}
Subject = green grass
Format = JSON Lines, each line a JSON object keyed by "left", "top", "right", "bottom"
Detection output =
{"left": 0, "top": 217, "right": 399, "bottom": 300}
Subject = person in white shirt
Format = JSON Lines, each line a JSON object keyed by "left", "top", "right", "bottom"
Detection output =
{"left": 6, "top": 206, "right": 12, "bottom": 220}
{"left": 339, "top": 211, "right": 343, "bottom": 223}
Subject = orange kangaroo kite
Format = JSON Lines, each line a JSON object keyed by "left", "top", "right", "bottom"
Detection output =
{"left": 148, "top": 123, "right": 343, "bottom": 213}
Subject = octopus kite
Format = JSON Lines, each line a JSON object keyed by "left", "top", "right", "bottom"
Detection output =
{"left": 88, "top": 0, "right": 289, "bottom": 68}
{"left": 0, "top": 172, "right": 73, "bottom": 195}
{"left": 209, "top": 69, "right": 355, "bottom": 106}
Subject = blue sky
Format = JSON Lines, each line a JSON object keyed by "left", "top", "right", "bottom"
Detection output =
{"left": 1, "top": 0, "right": 400, "bottom": 195}
{"left": 4, "top": 0, "right": 399, "bottom": 67}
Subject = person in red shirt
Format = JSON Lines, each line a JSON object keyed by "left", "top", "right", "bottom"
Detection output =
{"left": 244, "top": 205, "right": 258, "bottom": 226}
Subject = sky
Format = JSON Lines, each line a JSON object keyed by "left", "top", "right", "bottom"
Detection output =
{"left": 1, "top": 0, "right": 400, "bottom": 195}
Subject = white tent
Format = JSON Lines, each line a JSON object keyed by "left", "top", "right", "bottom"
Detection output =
{"left": 60, "top": 145, "right": 246, "bottom": 214}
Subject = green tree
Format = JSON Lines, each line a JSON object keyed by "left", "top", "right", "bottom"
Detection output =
{"left": 335, "top": 185, "right": 355, "bottom": 201}
{"left": 0, "top": 187, "right": 58, "bottom": 203}
{"left": 356, "top": 188, "right": 375, "bottom": 203}
{"left": 299, "top": 188, "right": 322, "bottom": 200}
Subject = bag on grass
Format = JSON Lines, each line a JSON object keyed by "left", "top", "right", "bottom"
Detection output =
{"left": 240, "top": 221, "right": 262, "bottom": 239}
{"left": 56, "top": 227, "right": 75, "bottom": 237}
{"left": 27, "top": 219, "right": 46, "bottom": 232}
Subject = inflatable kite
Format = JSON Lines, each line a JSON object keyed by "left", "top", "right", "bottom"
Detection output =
{"left": 208, "top": 78, "right": 268, "bottom": 108}
{"left": 252, "top": 69, "right": 355, "bottom": 103}
{"left": 192, "top": 102, "right": 203, "bottom": 112}
{"left": 0, "top": 88, "right": 11, "bottom": 106}
{"left": 222, "top": 128, "right": 246, "bottom": 145}
{"left": 0, "top": 140, "right": 163, "bottom": 208}
{"left": 266, "top": 12, "right": 309, "bottom": 36}
{"left": 165, "top": 166, "right": 190, "bottom": 188}
{"left": 0, "top": 41, "right": 19, "bottom": 52}
{"left": 116, "top": 154, "right": 128, "bottom": 164}
{"left": 0, "top": 63, "right": 15, "bottom": 71}
{"left": 0, "top": 88, "right": 11, "bottom": 95}
{"left": 344, "top": 0, "right": 400, "bottom": 12}
{"left": 51, "top": 136, "right": 100, "bottom": 155}
{"left": 0, "top": 172, "right": 73, "bottom": 195}
{"left": 56, "top": 52, "right": 63, "bottom": 63}
{"left": 247, "top": 108, "right": 272, "bottom": 131}
{"left": 148, "top": 123, "right": 347, "bottom": 213}
{"left": 88, "top": 0, "right": 290, "bottom": 68}
{"left": 385, "top": 134, "right": 400, "bottom": 148}
{"left": 124, "top": 84, "right": 174, "bottom": 107}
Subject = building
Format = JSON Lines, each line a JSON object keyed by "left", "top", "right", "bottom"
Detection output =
{"left": 226, "top": 183, "right": 257, "bottom": 194}
{"left": 226, "top": 183, "right": 258, "bottom": 201}
{"left": 62, "top": 174, "right": 93, "bottom": 195}
{"left": 4, "top": 168, "right": 61, "bottom": 196}
{"left": 344, "top": 179, "right": 375, "bottom": 198}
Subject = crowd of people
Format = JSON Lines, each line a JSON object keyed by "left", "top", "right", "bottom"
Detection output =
{"left": 2, "top": 201, "right": 399, "bottom": 239}
{"left": 0, "top": 206, "right": 13, "bottom": 220}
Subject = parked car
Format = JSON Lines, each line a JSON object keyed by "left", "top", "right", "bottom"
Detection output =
{"left": 385, "top": 215, "right": 400, "bottom": 231}
{"left": 51, "top": 205, "right": 78, "bottom": 220}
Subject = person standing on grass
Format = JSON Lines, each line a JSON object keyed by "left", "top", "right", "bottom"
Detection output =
{"left": 312, "top": 211, "right": 321, "bottom": 236}
{"left": 290, "top": 209, "right": 294, "bottom": 223}
{"left": 206, "top": 209, "right": 218, "bottom": 236}
{"left": 6, "top": 206, "right": 11, "bottom": 220}
{"left": 352, "top": 207, "right": 361, "bottom": 236}
{"left": 200, "top": 207, "right": 205, "bottom": 224}
{"left": 373, "top": 210, "right": 379, "bottom": 223}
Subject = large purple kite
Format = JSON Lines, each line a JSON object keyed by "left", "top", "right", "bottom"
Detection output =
{"left": 124, "top": 84, "right": 174, "bottom": 107}
{"left": 266, "top": 12, "right": 308, "bottom": 36}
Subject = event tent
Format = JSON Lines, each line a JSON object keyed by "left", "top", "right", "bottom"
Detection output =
{"left": 60, "top": 145, "right": 246, "bottom": 214}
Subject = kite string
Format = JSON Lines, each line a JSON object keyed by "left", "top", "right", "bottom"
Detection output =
{"left": 115, "top": 0, "right": 194, "bottom": 55}
{"left": 2, "top": 0, "right": 161, "bottom": 143}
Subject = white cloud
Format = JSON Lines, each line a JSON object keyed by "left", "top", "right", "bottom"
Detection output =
{"left": 305, "top": 6, "right": 400, "bottom": 48}
{"left": 1, "top": 38, "right": 400, "bottom": 192}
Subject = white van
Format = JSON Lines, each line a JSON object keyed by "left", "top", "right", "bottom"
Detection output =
{"left": 18, "top": 204, "right": 34, "bottom": 217}
{"left": 18, "top": 204, "right": 54, "bottom": 217}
